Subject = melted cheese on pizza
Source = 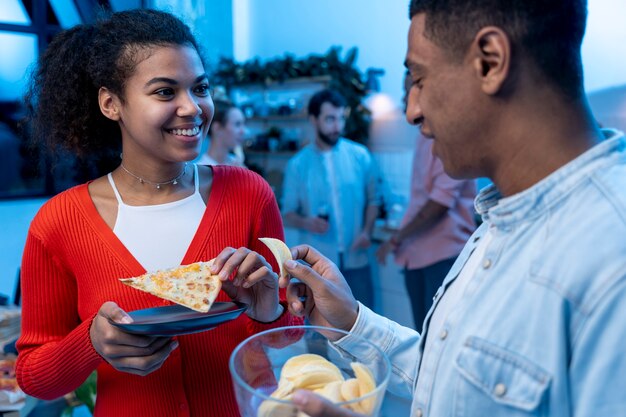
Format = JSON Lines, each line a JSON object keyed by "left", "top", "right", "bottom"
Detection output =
{"left": 120, "top": 261, "right": 222, "bottom": 312}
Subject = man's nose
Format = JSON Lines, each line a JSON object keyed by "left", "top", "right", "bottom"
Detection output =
{"left": 405, "top": 88, "right": 423, "bottom": 125}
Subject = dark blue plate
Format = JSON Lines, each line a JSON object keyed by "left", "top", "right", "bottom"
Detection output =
{"left": 111, "top": 302, "right": 248, "bottom": 336}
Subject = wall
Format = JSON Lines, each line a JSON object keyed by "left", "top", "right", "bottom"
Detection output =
{"left": 0, "top": 198, "right": 47, "bottom": 303}
{"left": 588, "top": 84, "right": 626, "bottom": 132}
{"left": 230, "top": 0, "right": 626, "bottom": 106}
{"left": 233, "top": 0, "right": 410, "bottom": 106}
{"left": 582, "top": 0, "right": 626, "bottom": 93}
{"left": 151, "top": 0, "right": 234, "bottom": 68}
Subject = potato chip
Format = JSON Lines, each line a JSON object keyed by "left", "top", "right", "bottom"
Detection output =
{"left": 259, "top": 238, "right": 292, "bottom": 281}
{"left": 351, "top": 362, "right": 377, "bottom": 414}
{"left": 258, "top": 354, "right": 377, "bottom": 417}
{"left": 340, "top": 378, "right": 360, "bottom": 402}
{"left": 315, "top": 380, "right": 344, "bottom": 403}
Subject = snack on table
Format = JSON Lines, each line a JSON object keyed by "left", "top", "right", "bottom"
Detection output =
{"left": 258, "top": 353, "right": 377, "bottom": 417}
{"left": 120, "top": 261, "right": 222, "bottom": 313}
{"left": 0, "top": 357, "right": 18, "bottom": 392}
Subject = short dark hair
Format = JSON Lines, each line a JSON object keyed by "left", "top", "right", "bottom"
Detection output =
{"left": 409, "top": 0, "right": 587, "bottom": 98}
{"left": 307, "top": 89, "right": 347, "bottom": 117}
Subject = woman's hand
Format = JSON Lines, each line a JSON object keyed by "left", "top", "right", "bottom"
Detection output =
{"left": 90, "top": 302, "right": 177, "bottom": 376}
{"left": 211, "top": 247, "right": 282, "bottom": 323}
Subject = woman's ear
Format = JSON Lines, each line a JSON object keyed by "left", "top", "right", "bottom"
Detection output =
{"left": 469, "top": 26, "right": 511, "bottom": 95}
{"left": 98, "top": 87, "right": 121, "bottom": 121}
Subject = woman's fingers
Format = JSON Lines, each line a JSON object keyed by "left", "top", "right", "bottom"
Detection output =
{"left": 212, "top": 247, "right": 276, "bottom": 288}
{"left": 99, "top": 301, "right": 133, "bottom": 324}
{"left": 111, "top": 339, "right": 179, "bottom": 376}
{"left": 100, "top": 335, "right": 173, "bottom": 359}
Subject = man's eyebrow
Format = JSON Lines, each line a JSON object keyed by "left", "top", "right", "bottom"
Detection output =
{"left": 144, "top": 74, "right": 208, "bottom": 88}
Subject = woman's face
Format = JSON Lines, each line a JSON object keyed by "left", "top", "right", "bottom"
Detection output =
{"left": 110, "top": 45, "right": 214, "bottom": 163}
{"left": 217, "top": 107, "right": 246, "bottom": 150}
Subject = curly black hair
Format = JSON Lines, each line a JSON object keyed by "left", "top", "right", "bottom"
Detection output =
{"left": 408, "top": 0, "right": 587, "bottom": 99}
{"left": 24, "top": 8, "right": 205, "bottom": 159}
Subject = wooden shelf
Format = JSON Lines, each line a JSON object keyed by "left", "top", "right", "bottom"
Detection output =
{"left": 247, "top": 114, "right": 308, "bottom": 122}
{"left": 244, "top": 150, "right": 297, "bottom": 158}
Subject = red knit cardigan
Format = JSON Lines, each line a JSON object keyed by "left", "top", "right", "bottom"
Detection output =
{"left": 16, "top": 166, "right": 301, "bottom": 417}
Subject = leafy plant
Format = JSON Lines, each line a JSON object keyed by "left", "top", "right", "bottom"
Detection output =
{"left": 61, "top": 371, "right": 97, "bottom": 416}
{"left": 213, "top": 46, "right": 371, "bottom": 143}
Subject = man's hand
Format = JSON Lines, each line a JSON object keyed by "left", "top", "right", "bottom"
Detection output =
{"left": 281, "top": 245, "right": 358, "bottom": 336}
{"left": 303, "top": 217, "right": 330, "bottom": 234}
{"left": 292, "top": 390, "right": 365, "bottom": 417}
{"left": 351, "top": 231, "right": 372, "bottom": 250}
{"left": 375, "top": 239, "right": 396, "bottom": 265}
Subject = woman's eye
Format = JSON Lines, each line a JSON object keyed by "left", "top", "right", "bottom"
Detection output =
{"left": 155, "top": 88, "right": 174, "bottom": 98}
{"left": 194, "top": 84, "right": 210, "bottom": 96}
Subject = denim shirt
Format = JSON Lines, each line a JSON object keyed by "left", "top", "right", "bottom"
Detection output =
{"left": 337, "top": 130, "right": 626, "bottom": 417}
{"left": 282, "top": 138, "right": 381, "bottom": 269}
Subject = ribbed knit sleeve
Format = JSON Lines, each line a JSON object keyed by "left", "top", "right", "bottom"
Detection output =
{"left": 16, "top": 232, "right": 103, "bottom": 399}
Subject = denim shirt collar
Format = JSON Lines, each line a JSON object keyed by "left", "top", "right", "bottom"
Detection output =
{"left": 475, "top": 129, "right": 625, "bottom": 229}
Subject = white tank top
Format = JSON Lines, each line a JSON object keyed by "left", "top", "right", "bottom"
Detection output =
{"left": 107, "top": 164, "right": 206, "bottom": 271}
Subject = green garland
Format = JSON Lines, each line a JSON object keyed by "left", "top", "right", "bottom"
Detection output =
{"left": 212, "top": 46, "right": 371, "bottom": 143}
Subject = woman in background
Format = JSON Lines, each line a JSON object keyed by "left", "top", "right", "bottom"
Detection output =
{"left": 197, "top": 99, "right": 247, "bottom": 167}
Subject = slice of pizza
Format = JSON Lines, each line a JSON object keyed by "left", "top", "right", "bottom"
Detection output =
{"left": 120, "top": 261, "right": 222, "bottom": 313}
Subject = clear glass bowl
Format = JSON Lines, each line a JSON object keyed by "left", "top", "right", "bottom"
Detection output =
{"left": 229, "top": 325, "right": 391, "bottom": 417}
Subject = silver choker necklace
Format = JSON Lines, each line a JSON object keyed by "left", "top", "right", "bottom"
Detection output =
{"left": 119, "top": 161, "right": 188, "bottom": 190}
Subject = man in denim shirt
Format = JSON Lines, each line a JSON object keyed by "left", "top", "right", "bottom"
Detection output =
{"left": 278, "top": 0, "right": 626, "bottom": 416}
{"left": 282, "top": 89, "right": 381, "bottom": 309}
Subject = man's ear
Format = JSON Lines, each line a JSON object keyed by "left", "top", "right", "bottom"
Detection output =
{"left": 98, "top": 87, "right": 121, "bottom": 121}
{"left": 469, "top": 26, "right": 511, "bottom": 95}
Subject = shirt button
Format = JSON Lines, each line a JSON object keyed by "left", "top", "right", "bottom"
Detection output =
{"left": 414, "top": 408, "right": 423, "bottom": 417}
{"left": 483, "top": 258, "right": 492, "bottom": 269}
{"left": 440, "top": 329, "right": 448, "bottom": 340}
{"left": 493, "top": 383, "right": 507, "bottom": 397}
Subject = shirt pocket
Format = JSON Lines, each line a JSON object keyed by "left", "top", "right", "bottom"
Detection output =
{"left": 453, "top": 336, "right": 551, "bottom": 417}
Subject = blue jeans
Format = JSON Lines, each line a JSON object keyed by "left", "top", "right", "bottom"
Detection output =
{"left": 404, "top": 257, "right": 456, "bottom": 330}
{"left": 339, "top": 254, "right": 374, "bottom": 310}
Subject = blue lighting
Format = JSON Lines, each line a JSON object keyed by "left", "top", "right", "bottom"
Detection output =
{"left": 0, "top": 0, "right": 30, "bottom": 26}
{"left": 0, "top": 32, "right": 37, "bottom": 101}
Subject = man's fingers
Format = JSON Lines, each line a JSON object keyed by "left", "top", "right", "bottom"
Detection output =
{"left": 286, "top": 280, "right": 309, "bottom": 316}
{"left": 290, "top": 245, "right": 328, "bottom": 267}
{"left": 283, "top": 259, "right": 327, "bottom": 294}
{"left": 292, "top": 390, "right": 363, "bottom": 417}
